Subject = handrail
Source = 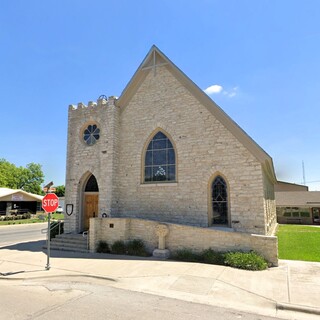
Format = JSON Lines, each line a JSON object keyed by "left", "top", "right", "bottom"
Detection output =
{"left": 82, "top": 231, "right": 89, "bottom": 250}
{"left": 50, "top": 220, "right": 64, "bottom": 237}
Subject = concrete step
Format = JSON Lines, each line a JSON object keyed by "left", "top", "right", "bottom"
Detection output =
{"left": 49, "top": 245, "right": 89, "bottom": 253}
{"left": 50, "top": 241, "right": 88, "bottom": 250}
{"left": 49, "top": 233, "right": 89, "bottom": 253}
{"left": 51, "top": 238, "right": 87, "bottom": 246}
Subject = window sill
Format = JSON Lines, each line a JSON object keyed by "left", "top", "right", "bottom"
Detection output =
{"left": 140, "top": 182, "right": 178, "bottom": 187}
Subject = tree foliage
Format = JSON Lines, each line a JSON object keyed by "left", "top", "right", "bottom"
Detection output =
{"left": 55, "top": 185, "right": 65, "bottom": 197}
{"left": 0, "top": 159, "right": 44, "bottom": 195}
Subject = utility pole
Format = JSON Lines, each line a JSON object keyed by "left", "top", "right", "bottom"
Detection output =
{"left": 302, "top": 161, "right": 306, "bottom": 185}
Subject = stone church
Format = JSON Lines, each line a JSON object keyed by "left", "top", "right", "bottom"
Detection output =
{"left": 64, "top": 46, "right": 278, "bottom": 265}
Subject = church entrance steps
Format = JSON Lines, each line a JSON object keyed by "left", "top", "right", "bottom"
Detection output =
{"left": 49, "top": 233, "right": 89, "bottom": 253}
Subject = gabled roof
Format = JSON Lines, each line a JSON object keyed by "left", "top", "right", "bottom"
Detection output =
{"left": 117, "top": 45, "right": 277, "bottom": 183}
{"left": 0, "top": 188, "right": 43, "bottom": 201}
{"left": 276, "top": 191, "right": 320, "bottom": 206}
{"left": 275, "top": 181, "right": 309, "bottom": 192}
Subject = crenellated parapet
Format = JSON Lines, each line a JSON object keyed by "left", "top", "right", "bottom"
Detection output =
{"left": 68, "top": 96, "right": 118, "bottom": 112}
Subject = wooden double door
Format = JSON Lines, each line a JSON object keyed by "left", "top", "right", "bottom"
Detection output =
{"left": 84, "top": 194, "right": 98, "bottom": 230}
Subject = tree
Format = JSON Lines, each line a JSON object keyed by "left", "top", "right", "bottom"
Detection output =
{"left": 55, "top": 185, "right": 65, "bottom": 197}
{"left": 17, "top": 163, "right": 45, "bottom": 195}
{"left": 0, "top": 159, "right": 44, "bottom": 195}
{"left": 0, "top": 159, "right": 19, "bottom": 188}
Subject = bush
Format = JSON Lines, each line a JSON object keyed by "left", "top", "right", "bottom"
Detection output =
{"left": 37, "top": 214, "right": 46, "bottom": 221}
{"left": 172, "top": 248, "right": 269, "bottom": 271}
{"left": 224, "top": 251, "right": 268, "bottom": 271}
{"left": 201, "top": 248, "right": 225, "bottom": 265}
{"left": 111, "top": 240, "right": 127, "bottom": 255}
{"left": 172, "top": 249, "right": 201, "bottom": 262}
{"left": 126, "top": 239, "right": 149, "bottom": 257}
{"left": 110, "top": 239, "right": 149, "bottom": 256}
{"left": 96, "top": 241, "right": 110, "bottom": 253}
{"left": 22, "top": 212, "right": 31, "bottom": 219}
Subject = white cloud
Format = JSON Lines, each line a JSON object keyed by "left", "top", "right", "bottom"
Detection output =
{"left": 204, "top": 84, "right": 223, "bottom": 95}
{"left": 204, "top": 84, "right": 239, "bottom": 98}
{"left": 224, "top": 86, "right": 238, "bottom": 98}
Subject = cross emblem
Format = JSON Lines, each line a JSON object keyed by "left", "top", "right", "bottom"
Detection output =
{"left": 142, "top": 50, "right": 168, "bottom": 76}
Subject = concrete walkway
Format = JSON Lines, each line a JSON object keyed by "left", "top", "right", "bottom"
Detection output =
{"left": 0, "top": 240, "right": 319, "bottom": 319}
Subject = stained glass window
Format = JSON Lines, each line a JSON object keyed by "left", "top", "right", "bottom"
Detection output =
{"left": 83, "top": 124, "right": 100, "bottom": 146}
{"left": 144, "top": 131, "right": 176, "bottom": 183}
{"left": 212, "top": 176, "right": 228, "bottom": 225}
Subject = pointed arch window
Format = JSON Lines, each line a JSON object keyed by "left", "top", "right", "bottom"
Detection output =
{"left": 85, "top": 174, "right": 99, "bottom": 192}
{"left": 212, "top": 176, "right": 228, "bottom": 225}
{"left": 144, "top": 131, "right": 176, "bottom": 183}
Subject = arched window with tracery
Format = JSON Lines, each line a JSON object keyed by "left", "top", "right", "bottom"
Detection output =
{"left": 211, "top": 176, "right": 228, "bottom": 225}
{"left": 144, "top": 131, "right": 176, "bottom": 183}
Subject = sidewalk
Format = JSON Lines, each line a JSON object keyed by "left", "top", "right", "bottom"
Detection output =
{"left": 0, "top": 240, "right": 319, "bottom": 319}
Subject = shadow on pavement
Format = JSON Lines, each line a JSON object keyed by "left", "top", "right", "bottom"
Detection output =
{"left": 0, "top": 240, "right": 45, "bottom": 253}
{"left": 48, "top": 249, "right": 156, "bottom": 261}
{"left": 1, "top": 239, "right": 159, "bottom": 262}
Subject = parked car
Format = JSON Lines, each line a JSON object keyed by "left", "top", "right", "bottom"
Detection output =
{"left": 56, "top": 206, "right": 63, "bottom": 213}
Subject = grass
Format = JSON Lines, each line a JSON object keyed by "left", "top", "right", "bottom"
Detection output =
{"left": 277, "top": 224, "right": 320, "bottom": 262}
{"left": 0, "top": 213, "right": 64, "bottom": 226}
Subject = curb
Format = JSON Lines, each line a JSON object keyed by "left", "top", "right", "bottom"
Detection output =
{"left": 277, "top": 302, "right": 320, "bottom": 315}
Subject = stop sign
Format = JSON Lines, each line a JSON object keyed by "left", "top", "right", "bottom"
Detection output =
{"left": 42, "top": 193, "right": 59, "bottom": 213}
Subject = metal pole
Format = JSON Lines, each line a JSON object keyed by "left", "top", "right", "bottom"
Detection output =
{"left": 46, "top": 211, "right": 51, "bottom": 270}
{"left": 43, "top": 181, "right": 54, "bottom": 271}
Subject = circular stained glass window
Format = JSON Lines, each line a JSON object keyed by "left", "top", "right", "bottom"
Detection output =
{"left": 83, "top": 124, "right": 100, "bottom": 146}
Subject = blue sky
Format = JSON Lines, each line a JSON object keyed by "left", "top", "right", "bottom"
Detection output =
{"left": 1, "top": 0, "right": 319, "bottom": 190}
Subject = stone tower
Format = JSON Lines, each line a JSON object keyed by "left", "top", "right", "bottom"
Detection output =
{"left": 64, "top": 96, "right": 120, "bottom": 233}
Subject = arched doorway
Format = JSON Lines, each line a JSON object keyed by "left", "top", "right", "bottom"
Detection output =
{"left": 83, "top": 174, "right": 99, "bottom": 231}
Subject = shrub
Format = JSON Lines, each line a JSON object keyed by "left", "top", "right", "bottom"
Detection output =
{"left": 110, "top": 239, "right": 149, "bottom": 256}
{"left": 224, "top": 251, "right": 268, "bottom": 271}
{"left": 96, "top": 241, "right": 110, "bottom": 253}
{"left": 172, "top": 249, "right": 201, "bottom": 262}
{"left": 201, "top": 248, "right": 225, "bottom": 265}
{"left": 37, "top": 214, "right": 46, "bottom": 221}
{"left": 111, "top": 240, "right": 127, "bottom": 255}
{"left": 126, "top": 239, "right": 149, "bottom": 257}
{"left": 22, "top": 212, "right": 31, "bottom": 219}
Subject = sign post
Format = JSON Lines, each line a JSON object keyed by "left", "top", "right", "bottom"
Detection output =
{"left": 42, "top": 188, "right": 59, "bottom": 270}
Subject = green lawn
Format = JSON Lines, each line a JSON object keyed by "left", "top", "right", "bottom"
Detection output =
{"left": 277, "top": 224, "right": 320, "bottom": 262}
{"left": 0, "top": 213, "right": 64, "bottom": 226}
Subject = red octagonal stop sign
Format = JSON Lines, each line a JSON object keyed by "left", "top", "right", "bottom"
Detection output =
{"left": 42, "top": 193, "right": 59, "bottom": 213}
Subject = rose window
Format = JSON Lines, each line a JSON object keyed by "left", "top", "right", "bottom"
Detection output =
{"left": 83, "top": 124, "right": 100, "bottom": 146}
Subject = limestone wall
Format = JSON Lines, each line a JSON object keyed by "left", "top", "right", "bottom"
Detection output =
{"left": 117, "top": 66, "right": 267, "bottom": 234}
{"left": 64, "top": 57, "right": 276, "bottom": 237}
{"left": 64, "top": 98, "right": 119, "bottom": 233}
{"left": 90, "top": 217, "right": 278, "bottom": 266}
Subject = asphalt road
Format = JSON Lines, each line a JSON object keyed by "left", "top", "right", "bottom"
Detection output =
{"left": 0, "top": 278, "right": 282, "bottom": 320}
{"left": 0, "top": 223, "right": 47, "bottom": 246}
